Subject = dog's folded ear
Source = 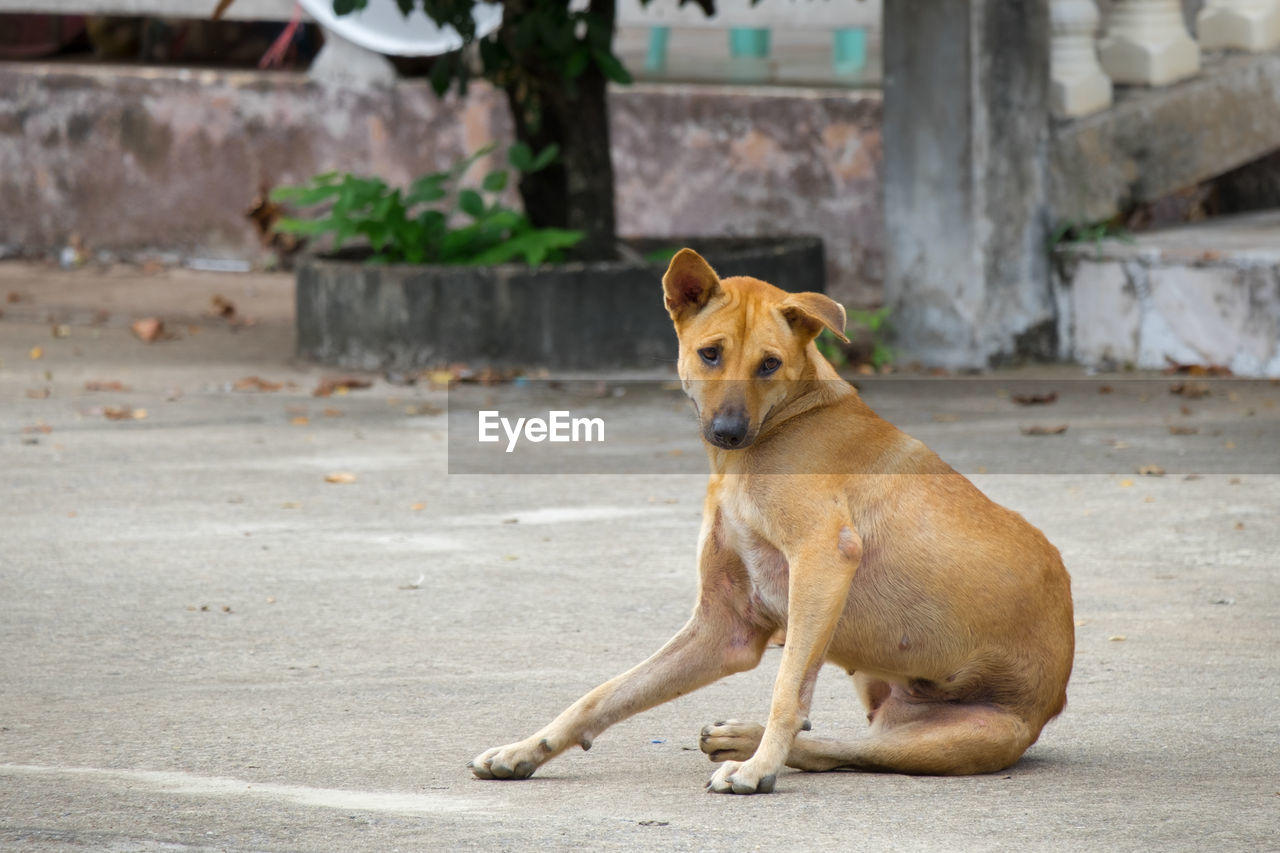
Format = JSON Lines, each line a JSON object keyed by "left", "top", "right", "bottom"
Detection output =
{"left": 780, "top": 293, "right": 850, "bottom": 343}
{"left": 663, "top": 249, "right": 721, "bottom": 322}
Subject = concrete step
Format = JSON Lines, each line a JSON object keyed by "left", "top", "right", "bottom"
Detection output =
{"left": 1053, "top": 208, "right": 1280, "bottom": 377}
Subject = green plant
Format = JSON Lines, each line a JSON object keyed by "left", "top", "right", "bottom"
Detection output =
{"left": 330, "top": 0, "right": 718, "bottom": 260}
{"left": 1048, "top": 217, "right": 1135, "bottom": 256}
{"left": 269, "top": 143, "right": 582, "bottom": 266}
{"left": 815, "top": 306, "right": 894, "bottom": 370}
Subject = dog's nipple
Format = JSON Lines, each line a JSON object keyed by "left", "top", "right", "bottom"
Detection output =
{"left": 837, "top": 526, "right": 861, "bottom": 561}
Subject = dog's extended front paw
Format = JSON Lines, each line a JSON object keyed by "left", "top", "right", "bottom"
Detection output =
{"left": 706, "top": 759, "right": 777, "bottom": 795}
{"left": 700, "top": 719, "right": 764, "bottom": 763}
{"left": 469, "top": 740, "right": 547, "bottom": 781}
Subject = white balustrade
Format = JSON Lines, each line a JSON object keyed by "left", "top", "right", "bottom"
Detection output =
{"left": 1198, "top": 0, "right": 1280, "bottom": 52}
{"left": 1098, "top": 0, "right": 1200, "bottom": 86}
{"left": 1050, "top": 0, "right": 1112, "bottom": 117}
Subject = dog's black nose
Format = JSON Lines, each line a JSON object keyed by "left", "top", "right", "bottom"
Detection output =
{"left": 710, "top": 410, "right": 750, "bottom": 448}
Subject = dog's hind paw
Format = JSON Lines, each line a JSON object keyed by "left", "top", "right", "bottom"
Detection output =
{"left": 699, "top": 719, "right": 764, "bottom": 763}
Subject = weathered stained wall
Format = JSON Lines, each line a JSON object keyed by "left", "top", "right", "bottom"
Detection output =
{"left": 0, "top": 64, "right": 883, "bottom": 306}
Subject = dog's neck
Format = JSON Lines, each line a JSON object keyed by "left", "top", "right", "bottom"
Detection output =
{"left": 703, "top": 350, "right": 857, "bottom": 474}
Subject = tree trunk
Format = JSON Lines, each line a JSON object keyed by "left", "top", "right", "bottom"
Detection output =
{"left": 499, "top": 0, "right": 619, "bottom": 260}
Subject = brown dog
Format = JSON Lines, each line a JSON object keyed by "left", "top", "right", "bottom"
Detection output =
{"left": 469, "top": 248, "right": 1074, "bottom": 794}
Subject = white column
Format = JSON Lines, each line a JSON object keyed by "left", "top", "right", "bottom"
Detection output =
{"left": 1050, "top": 0, "right": 1113, "bottom": 117}
{"left": 1098, "top": 0, "right": 1201, "bottom": 86}
{"left": 1198, "top": 0, "right": 1280, "bottom": 52}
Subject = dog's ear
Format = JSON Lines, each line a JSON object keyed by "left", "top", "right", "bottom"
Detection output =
{"left": 663, "top": 249, "right": 721, "bottom": 322}
{"left": 780, "top": 292, "right": 849, "bottom": 343}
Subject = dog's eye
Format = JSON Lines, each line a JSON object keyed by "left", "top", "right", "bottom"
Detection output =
{"left": 698, "top": 346, "right": 720, "bottom": 366}
{"left": 759, "top": 356, "right": 782, "bottom": 376}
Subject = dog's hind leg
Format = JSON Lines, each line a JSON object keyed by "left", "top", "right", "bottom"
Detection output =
{"left": 702, "top": 699, "right": 1037, "bottom": 776}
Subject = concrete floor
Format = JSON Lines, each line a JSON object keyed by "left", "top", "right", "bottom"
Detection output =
{"left": 0, "top": 262, "right": 1277, "bottom": 851}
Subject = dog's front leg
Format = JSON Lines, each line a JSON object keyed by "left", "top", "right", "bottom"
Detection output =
{"left": 708, "top": 524, "right": 862, "bottom": 794}
{"left": 470, "top": 609, "right": 767, "bottom": 780}
{"left": 470, "top": 534, "right": 769, "bottom": 781}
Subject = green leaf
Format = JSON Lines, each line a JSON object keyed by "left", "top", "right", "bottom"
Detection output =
{"left": 481, "top": 169, "right": 508, "bottom": 193}
{"left": 407, "top": 173, "right": 448, "bottom": 205}
{"left": 332, "top": 0, "right": 362, "bottom": 16}
{"left": 563, "top": 47, "right": 590, "bottom": 79}
{"left": 529, "top": 143, "right": 560, "bottom": 172}
{"left": 269, "top": 182, "right": 342, "bottom": 205}
{"left": 642, "top": 246, "right": 683, "bottom": 264}
{"left": 468, "top": 228, "right": 584, "bottom": 266}
{"left": 481, "top": 208, "right": 525, "bottom": 231}
{"left": 507, "top": 142, "right": 534, "bottom": 172}
{"left": 458, "top": 189, "right": 486, "bottom": 219}
{"left": 450, "top": 144, "right": 497, "bottom": 181}
{"left": 428, "top": 53, "right": 455, "bottom": 97}
{"left": 592, "top": 47, "right": 633, "bottom": 85}
{"left": 273, "top": 216, "right": 338, "bottom": 236}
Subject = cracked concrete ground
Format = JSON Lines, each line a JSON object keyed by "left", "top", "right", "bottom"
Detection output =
{"left": 0, "top": 262, "right": 1277, "bottom": 851}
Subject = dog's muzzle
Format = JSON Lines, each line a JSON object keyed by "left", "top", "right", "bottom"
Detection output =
{"left": 707, "top": 407, "right": 751, "bottom": 449}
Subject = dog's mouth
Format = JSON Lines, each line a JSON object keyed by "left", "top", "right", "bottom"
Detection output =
{"left": 705, "top": 432, "right": 755, "bottom": 450}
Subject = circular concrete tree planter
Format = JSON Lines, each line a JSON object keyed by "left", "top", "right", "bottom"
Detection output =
{"left": 295, "top": 236, "right": 825, "bottom": 370}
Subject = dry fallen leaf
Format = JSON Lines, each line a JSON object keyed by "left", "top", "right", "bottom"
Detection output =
{"left": 324, "top": 472, "right": 357, "bottom": 484}
{"left": 1163, "top": 357, "right": 1231, "bottom": 377}
{"left": 1119, "top": 479, "right": 1134, "bottom": 488}
{"left": 313, "top": 377, "right": 373, "bottom": 397}
{"left": 51, "top": 324, "right": 70, "bottom": 338}
{"left": 1020, "top": 424, "right": 1068, "bottom": 436}
{"left": 234, "top": 376, "right": 283, "bottom": 392}
{"left": 322, "top": 407, "right": 343, "bottom": 417}
{"left": 25, "top": 388, "right": 50, "bottom": 399}
{"left": 1109, "top": 635, "right": 1126, "bottom": 642}
{"left": 410, "top": 502, "right": 425, "bottom": 511}
{"left": 1137, "top": 465, "right": 1166, "bottom": 477}
{"left": 210, "top": 294, "right": 237, "bottom": 319}
{"left": 84, "top": 380, "right": 129, "bottom": 392}
{"left": 103, "top": 407, "right": 146, "bottom": 420}
{"left": 290, "top": 416, "right": 310, "bottom": 426}
{"left": 29, "top": 346, "right": 43, "bottom": 360}
{"left": 1169, "top": 382, "right": 1210, "bottom": 399}
{"left": 131, "top": 318, "right": 168, "bottom": 343}
{"left": 1224, "top": 440, "right": 1237, "bottom": 450}
{"left": 1168, "top": 425, "right": 1198, "bottom": 435}
{"left": 425, "top": 369, "right": 456, "bottom": 389}
{"left": 932, "top": 413, "right": 958, "bottom": 423}
{"left": 1011, "top": 391, "right": 1058, "bottom": 406}
{"left": 1234, "top": 522, "right": 1245, "bottom": 530}
{"left": 404, "top": 403, "right": 444, "bottom": 417}
{"left": 1074, "top": 619, "right": 1089, "bottom": 627}
{"left": 1098, "top": 384, "right": 1114, "bottom": 394}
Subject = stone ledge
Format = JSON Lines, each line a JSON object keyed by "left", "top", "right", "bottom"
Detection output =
{"left": 1050, "top": 52, "right": 1280, "bottom": 223}
{"left": 0, "top": 62, "right": 883, "bottom": 306}
{"left": 1053, "top": 210, "right": 1280, "bottom": 376}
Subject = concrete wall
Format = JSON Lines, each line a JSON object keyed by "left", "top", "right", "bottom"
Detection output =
{"left": 0, "top": 64, "right": 883, "bottom": 307}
